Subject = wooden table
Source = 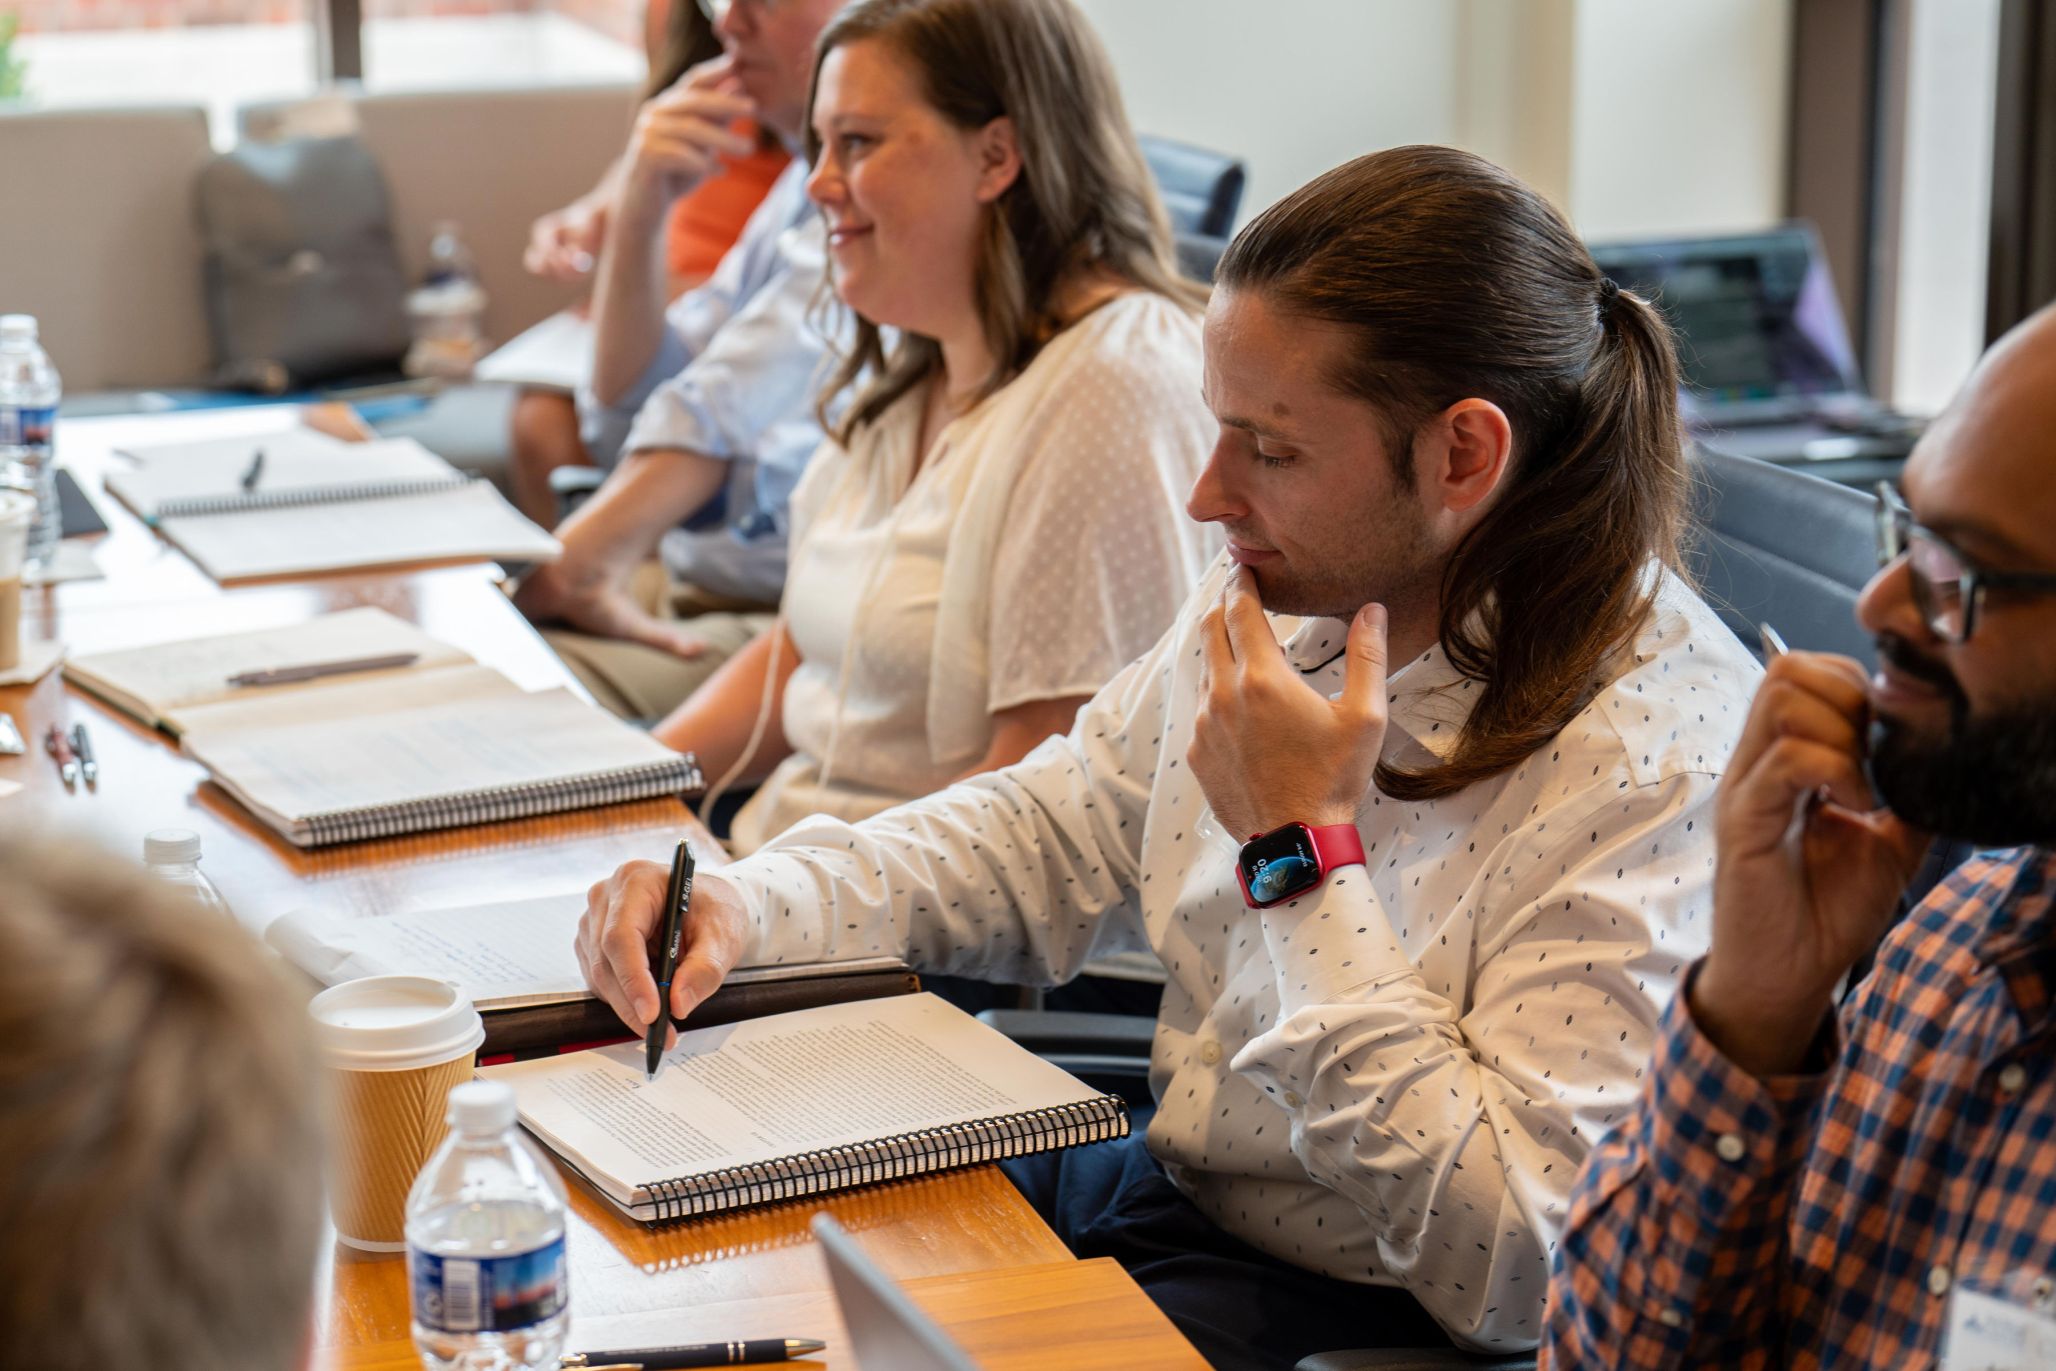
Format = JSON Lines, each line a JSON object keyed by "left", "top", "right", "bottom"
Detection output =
{"left": 8, "top": 407, "right": 1209, "bottom": 1369}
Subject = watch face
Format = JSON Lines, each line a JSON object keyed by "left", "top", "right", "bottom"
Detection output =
{"left": 1240, "top": 826, "right": 1322, "bottom": 905}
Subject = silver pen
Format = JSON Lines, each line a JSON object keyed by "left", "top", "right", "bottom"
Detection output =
{"left": 1758, "top": 622, "right": 1789, "bottom": 659}
{"left": 228, "top": 651, "right": 420, "bottom": 688}
{"left": 70, "top": 722, "right": 97, "bottom": 787}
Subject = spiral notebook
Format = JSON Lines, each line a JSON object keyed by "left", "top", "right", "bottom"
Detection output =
{"left": 181, "top": 687, "right": 702, "bottom": 847}
{"left": 104, "top": 430, "right": 558, "bottom": 582}
{"left": 106, "top": 430, "right": 465, "bottom": 522}
{"left": 481, "top": 992, "right": 1130, "bottom": 1223}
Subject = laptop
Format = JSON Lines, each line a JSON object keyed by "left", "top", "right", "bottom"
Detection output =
{"left": 1589, "top": 224, "right": 1923, "bottom": 457}
{"left": 813, "top": 1214, "right": 981, "bottom": 1371}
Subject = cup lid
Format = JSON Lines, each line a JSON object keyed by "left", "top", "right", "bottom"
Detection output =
{"left": 308, "top": 975, "right": 485, "bottom": 1070}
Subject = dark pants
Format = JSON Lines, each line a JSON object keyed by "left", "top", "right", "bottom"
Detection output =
{"left": 1003, "top": 1124, "right": 1453, "bottom": 1371}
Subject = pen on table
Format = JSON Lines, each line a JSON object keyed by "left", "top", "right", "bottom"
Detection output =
{"left": 240, "top": 447, "right": 265, "bottom": 493}
{"left": 646, "top": 838, "right": 695, "bottom": 1082}
{"left": 561, "top": 1338, "right": 827, "bottom": 1369}
{"left": 69, "top": 721, "right": 97, "bottom": 787}
{"left": 227, "top": 652, "right": 420, "bottom": 688}
{"left": 1758, "top": 622, "right": 1789, "bottom": 660}
{"left": 43, "top": 724, "right": 78, "bottom": 788}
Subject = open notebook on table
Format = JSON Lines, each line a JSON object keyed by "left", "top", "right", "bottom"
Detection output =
{"left": 65, "top": 606, "right": 476, "bottom": 736}
{"left": 266, "top": 890, "right": 920, "bottom": 1054}
{"left": 483, "top": 992, "right": 1130, "bottom": 1224}
{"left": 104, "top": 427, "right": 557, "bottom": 581}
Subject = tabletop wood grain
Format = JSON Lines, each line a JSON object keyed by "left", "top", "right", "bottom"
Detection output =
{"left": 323, "top": 1255, "right": 1208, "bottom": 1371}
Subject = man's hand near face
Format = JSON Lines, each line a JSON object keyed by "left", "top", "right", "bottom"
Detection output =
{"left": 1188, "top": 566, "right": 1389, "bottom": 841}
{"left": 1690, "top": 651, "right": 1932, "bottom": 1078}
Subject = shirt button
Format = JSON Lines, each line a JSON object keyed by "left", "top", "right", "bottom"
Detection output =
{"left": 1198, "top": 1040, "right": 1222, "bottom": 1066}
{"left": 1715, "top": 1134, "right": 1746, "bottom": 1163}
{"left": 1283, "top": 1090, "right": 1303, "bottom": 1108}
{"left": 1999, "top": 1063, "right": 2029, "bottom": 1094}
{"left": 1928, "top": 1264, "right": 1952, "bottom": 1296}
{"left": 1657, "top": 1309, "right": 1685, "bottom": 1329}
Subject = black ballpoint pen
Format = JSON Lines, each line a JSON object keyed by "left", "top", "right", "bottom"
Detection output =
{"left": 562, "top": 1339, "right": 826, "bottom": 1369}
{"left": 646, "top": 839, "right": 694, "bottom": 1082}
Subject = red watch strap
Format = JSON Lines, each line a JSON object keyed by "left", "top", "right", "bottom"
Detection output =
{"left": 1305, "top": 823, "right": 1366, "bottom": 872}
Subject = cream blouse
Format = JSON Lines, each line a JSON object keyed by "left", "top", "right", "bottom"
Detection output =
{"left": 728, "top": 291, "right": 1219, "bottom": 854}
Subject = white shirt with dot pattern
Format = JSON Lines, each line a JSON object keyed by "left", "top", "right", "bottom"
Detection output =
{"left": 725, "top": 556, "right": 1762, "bottom": 1352}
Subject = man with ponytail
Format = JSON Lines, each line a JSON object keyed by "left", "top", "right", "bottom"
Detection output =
{"left": 577, "top": 145, "right": 1759, "bottom": 1368}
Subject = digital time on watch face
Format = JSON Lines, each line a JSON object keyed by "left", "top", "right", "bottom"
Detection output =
{"left": 1239, "top": 825, "right": 1322, "bottom": 906}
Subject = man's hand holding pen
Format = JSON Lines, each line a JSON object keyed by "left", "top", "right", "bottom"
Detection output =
{"left": 1690, "top": 639, "right": 1931, "bottom": 1079}
{"left": 577, "top": 857, "right": 752, "bottom": 1043}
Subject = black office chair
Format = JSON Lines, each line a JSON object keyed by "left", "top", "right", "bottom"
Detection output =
{"left": 1687, "top": 444, "right": 1883, "bottom": 670}
{"left": 1138, "top": 133, "right": 1246, "bottom": 285}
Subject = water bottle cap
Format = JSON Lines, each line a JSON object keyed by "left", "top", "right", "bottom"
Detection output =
{"left": 144, "top": 828, "right": 202, "bottom": 865}
{"left": 0, "top": 315, "right": 37, "bottom": 341}
{"left": 447, "top": 1079, "right": 517, "bottom": 1134}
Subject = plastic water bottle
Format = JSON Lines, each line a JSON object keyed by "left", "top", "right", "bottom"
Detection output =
{"left": 406, "top": 1080, "right": 569, "bottom": 1371}
{"left": 0, "top": 315, "right": 62, "bottom": 573}
{"left": 142, "top": 829, "right": 234, "bottom": 922}
{"left": 404, "top": 223, "right": 490, "bottom": 380}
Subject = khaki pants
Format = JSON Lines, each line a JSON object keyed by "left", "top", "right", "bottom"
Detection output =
{"left": 543, "top": 561, "right": 776, "bottom": 724}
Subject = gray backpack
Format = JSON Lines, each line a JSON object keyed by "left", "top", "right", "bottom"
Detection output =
{"left": 196, "top": 135, "right": 411, "bottom": 391}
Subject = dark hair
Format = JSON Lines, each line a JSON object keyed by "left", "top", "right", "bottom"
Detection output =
{"left": 806, "top": 0, "right": 1204, "bottom": 441}
{"left": 643, "top": 0, "right": 724, "bottom": 102}
{"left": 1217, "top": 144, "right": 1691, "bottom": 802}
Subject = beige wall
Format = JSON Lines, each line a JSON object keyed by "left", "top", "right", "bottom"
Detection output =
{"left": 1075, "top": 0, "right": 1792, "bottom": 242}
{"left": 1071, "top": 0, "right": 1463, "bottom": 226}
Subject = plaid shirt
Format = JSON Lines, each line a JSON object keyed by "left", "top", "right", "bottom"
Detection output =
{"left": 1543, "top": 846, "right": 2056, "bottom": 1368}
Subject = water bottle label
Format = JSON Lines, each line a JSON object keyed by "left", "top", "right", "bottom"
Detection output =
{"left": 409, "top": 1236, "right": 567, "bottom": 1334}
{"left": 0, "top": 405, "right": 54, "bottom": 447}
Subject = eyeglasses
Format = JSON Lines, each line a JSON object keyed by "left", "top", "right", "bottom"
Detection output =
{"left": 1873, "top": 481, "right": 2056, "bottom": 644}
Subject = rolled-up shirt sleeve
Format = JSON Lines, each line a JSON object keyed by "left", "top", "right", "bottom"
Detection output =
{"left": 618, "top": 217, "right": 832, "bottom": 464}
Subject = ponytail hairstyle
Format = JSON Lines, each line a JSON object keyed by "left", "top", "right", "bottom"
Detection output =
{"left": 805, "top": 0, "right": 1204, "bottom": 443}
{"left": 1217, "top": 145, "right": 1690, "bottom": 802}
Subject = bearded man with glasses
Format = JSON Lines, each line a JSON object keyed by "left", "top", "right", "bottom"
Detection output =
{"left": 1543, "top": 304, "right": 2056, "bottom": 1368}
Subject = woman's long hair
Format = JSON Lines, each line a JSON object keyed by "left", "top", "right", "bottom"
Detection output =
{"left": 1217, "top": 145, "right": 1691, "bottom": 802}
{"left": 806, "top": 0, "right": 1204, "bottom": 442}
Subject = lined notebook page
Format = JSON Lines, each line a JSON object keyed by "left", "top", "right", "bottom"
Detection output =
{"left": 182, "top": 686, "right": 687, "bottom": 843}
{"left": 484, "top": 993, "right": 1112, "bottom": 1204}
{"left": 64, "top": 606, "right": 472, "bottom": 731}
{"left": 107, "top": 434, "right": 457, "bottom": 520}
{"left": 160, "top": 481, "right": 561, "bottom": 582}
{"left": 171, "top": 663, "right": 523, "bottom": 737}
{"left": 266, "top": 890, "right": 903, "bottom": 1013}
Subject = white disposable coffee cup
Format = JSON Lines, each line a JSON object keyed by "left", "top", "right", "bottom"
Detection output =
{"left": 0, "top": 489, "right": 33, "bottom": 672}
{"left": 310, "top": 975, "right": 486, "bottom": 1252}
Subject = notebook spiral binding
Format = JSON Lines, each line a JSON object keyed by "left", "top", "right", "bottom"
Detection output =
{"left": 154, "top": 475, "right": 476, "bottom": 521}
{"left": 299, "top": 754, "right": 703, "bottom": 846}
{"left": 636, "top": 1095, "right": 1129, "bottom": 1223}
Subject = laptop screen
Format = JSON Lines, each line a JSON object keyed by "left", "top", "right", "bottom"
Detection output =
{"left": 1589, "top": 225, "right": 1865, "bottom": 414}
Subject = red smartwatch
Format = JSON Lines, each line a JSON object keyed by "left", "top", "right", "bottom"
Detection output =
{"left": 1235, "top": 822, "right": 1367, "bottom": 908}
